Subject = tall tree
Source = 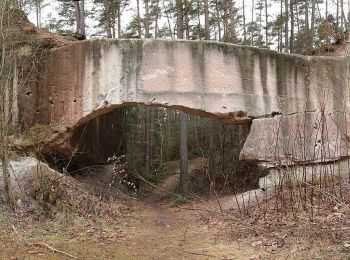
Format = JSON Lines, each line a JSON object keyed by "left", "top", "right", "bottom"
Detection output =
{"left": 154, "top": 0, "right": 160, "bottom": 37}
{"left": 136, "top": 0, "right": 142, "bottom": 37}
{"left": 215, "top": 0, "right": 222, "bottom": 40}
{"left": 290, "top": 0, "right": 294, "bottom": 52}
{"left": 74, "top": 0, "right": 86, "bottom": 39}
{"left": 144, "top": 0, "right": 150, "bottom": 38}
{"left": 207, "top": 119, "right": 216, "bottom": 184}
{"left": 144, "top": 108, "right": 151, "bottom": 173}
{"left": 265, "top": 0, "right": 269, "bottom": 46}
{"left": 243, "top": 0, "right": 247, "bottom": 42}
{"left": 176, "top": 0, "right": 188, "bottom": 195}
{"left": 284, "top": 0, "right": 289, "bottom": 51}
{"left": 176, "top": 0, "right": 184, "bottom": 39}
{"left": 204, "top": 0, "right": 209, "bottom": 39}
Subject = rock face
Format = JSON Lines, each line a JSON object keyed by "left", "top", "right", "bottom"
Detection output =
{"left": 15, "top": 39, "right": 350, "bottom": 165}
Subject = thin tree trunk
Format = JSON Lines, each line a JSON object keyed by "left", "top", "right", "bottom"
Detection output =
{"left": 185, "top": 2, "right": 190, "bottom": 39}
{"left": 229, "top": 0, "right": 236, "bottom": 42}
{"left": 311, "top": 0, "right": 315, "bottom": 47}
{"left": 154, "top": 0, "right": 160, "bottom": 38}
{"left": 258, "top": 0, "right": 262, "bottom": 46}
{"left": 163, "top": 0, "right": 174, "bottom": 39}
{"left": 243, "top": 0, "right": 246, "bottom": 42}
{"left": 223, "top": 0, "right": 229, "bottom": 39}
{"left": 265, "top": 0, "right": 268, "bottom": 46}
{"left": 284, "top": 0, "right": 289, "bottom": 52}
{"left": 215, "top": 0, "right": 221, "bottom": 40}
{"left": 305, "top": 0, "right": 309, "bottom": 33}
{"left": 176, "top": 0, "right": 188, "bottom": 195}
{"left": 104, "top": 0, "right": 112, "bottom": 38}
{"left": 145, "top": 0, "right": 150, "bottom": 38}
{"left": 117, "top": 3, "right": 121, "bottom": 38}
{"left": 179, "top": 111, "right": 188, "bottom": 195}
{"left": 204, "top": 0, "right": 210, "bottom": 40}
{"left": 341, "top": 0, "right": 344, "bottom": 32}
{"left": 36, "top": 2, "right": 41, "bottom": 28}
{"left": 74, "top": 1, "right": 80, "bottom": 36}
{"left": 251, "top": 0, "right": 254, "bottom": 45}
{"left": 197, "top": 0, "right": 202, "bottom": 40}
{"left": 290, "top": 0, "right": 294, "bottom": 52}
{"left": 337, "top": 0, "right": 339, "bottom": 30}
{"left": 144, "top": 107, "right": 150, "bottom": 174}
{"left": 80, "top": 0, "right": 85, "bottom": 37}
{"left": 208, "top": 119, "right": 216, "bottom": 184}
{"left": 136, "top": 0, "right": 142, "bottom": 38}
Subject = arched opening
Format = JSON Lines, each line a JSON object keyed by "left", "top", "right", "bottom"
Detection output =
{"left": 42, "top": 104, "right": 266, "bottom": 198}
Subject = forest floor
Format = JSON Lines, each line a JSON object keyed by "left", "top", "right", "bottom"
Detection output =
{"left": 1, "top": 160, "right": 350, "bottom": 259}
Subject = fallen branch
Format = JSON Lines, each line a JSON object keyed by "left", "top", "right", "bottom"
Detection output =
{"left": 33, "top": 243, "right": 78, "bottom": 259}
{"left": 183, "top": 250, "right": 217, "bottom": 258}
{"left": 11, "top": 224, "right": 77, "bottom": 259}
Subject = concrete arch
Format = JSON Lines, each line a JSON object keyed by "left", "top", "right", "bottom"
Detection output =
{"left": 18, "top": 39, "right": 350, "bottom": 165}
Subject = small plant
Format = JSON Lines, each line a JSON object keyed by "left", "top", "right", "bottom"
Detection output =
{"left": 170, "top": 195, "right": 186, "bottom": 208}
{"left": 107, "top": 155, "right": 138, "bottom": 195}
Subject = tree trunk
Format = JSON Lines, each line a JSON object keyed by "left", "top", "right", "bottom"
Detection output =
{"left": 284, "top": 0, "right": 289, "bottom": 52}
{"left": 305, "top": 0, "right": 309, "bottom": 33}
{"left": 154, "top": 0, "right": 160, "bottom": 38}
{"left": 36, "top": 1, "right": 41, "bottom": 28}
{"left": 197, "top": 0, "right": 202, "bottom": 40}
{"left": 104, "top": 0, "right": 112, "bottom": 38}
{"left": 341, "top": 0, "right": 344, "bottom": 32}
{"left": 144, "top": 0, "right": 150, "bottom": 38}
{"left": 176, "top": 0, "right": 188, "bottom": 195}
{"left": 265, "top": 0, "right": 268, "bottom": 46}
{"left": 290, "top": 0, "right": 294, "bottom": 52}
{"left": 228, "top": 0, "right": 236, "bottom": 42}
{"left": 223, "top": 0, "right": 228, "bottom": 39}
{"left": 136, "top": 0, "right": 142, "bottom": 38}
{"left": 117, "top": 2, "right": 122, "bottom": 38}
{"left": 185, "top": 2, "right": 190, "bottom": 39}
{"left": 74, "top": 1, "right": 80, "bottom": 36}
{"left": 243, "top": 0, "right": 246, "bottom": 42}
{"left": 204, "top": 0, "right": 209, "bottom": 40}
{"left": 208, "top": 119, "right": 216, "bottom": 184}
{"left": 74, "top": 0, "right": 85, "bottom": 39}
{"left": 176, "top": 0, "right": 184, "bottom": 39}
{"left": 163, "top": 0, "right": 174, "bottom": 39}
{"left": 251, "top": 0, "right": 254, "bottom": 45}
{"left": 144, "top": 107, "right": 150, "bottom": 173}
{"left": 179, "top": 111, "right": 188, "bottom": 195}
{"left": 80, "top": 0, "right": 85, "bottom": 37}
{"left": 215, "top": 0, "right": 221, "bottom": 40}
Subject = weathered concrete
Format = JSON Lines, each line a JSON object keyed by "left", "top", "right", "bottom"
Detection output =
{"left": 241, "top": 111, "right": 350, "bottom": 164}
{"left": 15, "top": 39, "right": 350, "bottom": 165}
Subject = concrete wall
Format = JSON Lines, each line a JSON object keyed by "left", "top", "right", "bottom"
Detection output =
{"left": 18, "top": 39, "right": 350, "bottom": 164}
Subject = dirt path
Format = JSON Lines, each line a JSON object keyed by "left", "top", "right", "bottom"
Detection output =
{"left": 107, "top": 203, "right": 258, "bottom": 259}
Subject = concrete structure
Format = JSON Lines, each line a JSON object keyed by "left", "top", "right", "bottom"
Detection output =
{"left": 16, "top": 39, "right": 350, "bottom": 165}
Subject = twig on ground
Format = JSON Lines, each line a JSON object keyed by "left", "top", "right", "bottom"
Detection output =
{"left": 11, "top": 224, "right": 77, "bottom": 259}
{"left": 33, "top": 243, "right": 78, "bottom": 259}
{"left": 183, "top": 250, "right": 217, "bottom": 257}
